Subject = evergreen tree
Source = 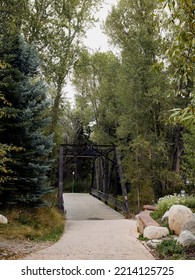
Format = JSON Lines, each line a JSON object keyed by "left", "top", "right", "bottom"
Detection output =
{"left": 0, "top": 35, "right": 53, "bottom": 207}
{"left": 0, "top": 83, "right": 21, "bottom": 186}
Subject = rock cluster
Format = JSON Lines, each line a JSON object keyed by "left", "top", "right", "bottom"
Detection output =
{"left": 177, "top": 215, "right": 195, "bottom": 247}
{"left": 138, "top": 204, "right": 195, "bottom": 249}
{"left": 165, "top": 205, "right": 195, "bottom": 247}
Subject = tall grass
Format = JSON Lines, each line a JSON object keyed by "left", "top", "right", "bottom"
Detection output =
{"left": 0, "top": 207, "right": 65, "bottom": 241}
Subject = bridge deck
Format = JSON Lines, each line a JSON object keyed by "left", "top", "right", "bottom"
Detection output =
{"left": 63, "top": 193, "right": 124, "bottom": 220}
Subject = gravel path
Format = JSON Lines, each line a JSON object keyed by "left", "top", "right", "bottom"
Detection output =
{"left": 24, "top": 194, "right": 154, "bottom": 260}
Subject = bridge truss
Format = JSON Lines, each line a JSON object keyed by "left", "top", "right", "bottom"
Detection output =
{"left": 58, "top": 144, "right": 129, "bottom": 214}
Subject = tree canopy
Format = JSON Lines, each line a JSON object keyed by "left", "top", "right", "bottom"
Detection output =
{"left": 0, "top": 0, "right": 194, "bottom": 211}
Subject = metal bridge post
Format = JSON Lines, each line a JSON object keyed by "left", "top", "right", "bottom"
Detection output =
{"left": 115, "top": 147, "right": 129, "bottom": 213}
{"left": 58, "top": 145, "right": 64, "bottom": 213}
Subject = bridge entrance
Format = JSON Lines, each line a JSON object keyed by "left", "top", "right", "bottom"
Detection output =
{"left": 58, "top": 144, "right": 129, "bottom": 214}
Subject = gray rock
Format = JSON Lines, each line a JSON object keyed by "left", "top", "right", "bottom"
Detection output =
{"left": 168, "top": 205, "right": 193, "bottom": 235}
{"left": 0, "top": 214, "right": 8, "bottom": 224}
{"left": 143, "top": 226, "right": 169, "bottom": 239}
{"left": 181, "top": 215, "right": 195, "bottom": 235}
{"left": 177, "top": 230, "right": 195, "bottom": 247}
{"left": 146, "top": 239, "right": 163, "bottom": 249}
{"left": 161, "top": 210, "right": 169, "bottom": 222}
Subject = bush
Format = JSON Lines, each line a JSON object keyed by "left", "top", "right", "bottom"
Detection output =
{"left": 153, "top": 194, "right": 195, "bottom": 219}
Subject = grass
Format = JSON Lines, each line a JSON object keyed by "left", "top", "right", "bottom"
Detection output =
{"left": 138, "top": 234, "right": 148, "bottom": 241}
{"left": 0, "top": 206, "right": 65, "bottom": 242}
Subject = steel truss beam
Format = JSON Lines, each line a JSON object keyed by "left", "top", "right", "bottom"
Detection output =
{"left": 58, "top": 144, "right": 129, "bottom": 214}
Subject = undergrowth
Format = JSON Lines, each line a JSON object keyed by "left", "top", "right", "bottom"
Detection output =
{"left": 0, "top": 207, "right": 65, "bottom": 242}
{"left": 156, "top": 240, "right": 185, "bottom": 259}
{"left": 149, "top": 194, "right": 195, "bottom": 260}
{"left": 156, "top": 239, "right": 195, "bottom": 260}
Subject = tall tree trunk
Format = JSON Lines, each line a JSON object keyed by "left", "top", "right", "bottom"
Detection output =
{"left": 49, "top": 84, "right": 63, "bottom": 135}
{"left": 172, "top": 125, "right": 184, "bottom": 173}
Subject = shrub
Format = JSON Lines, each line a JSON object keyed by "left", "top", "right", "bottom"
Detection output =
{"left": 153, "top": 194, "right": 195, "bottom": 219}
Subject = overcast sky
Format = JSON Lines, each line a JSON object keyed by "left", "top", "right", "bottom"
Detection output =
{"left": 83, "top": 0, "right": 118, "bottom": 52}
{"left": 66, "top": 0, "right": 118, "bottom": 105}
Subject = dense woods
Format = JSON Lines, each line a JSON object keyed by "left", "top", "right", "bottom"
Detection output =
{"left": 0, "top": 0, "right": 194, "bottom": 212}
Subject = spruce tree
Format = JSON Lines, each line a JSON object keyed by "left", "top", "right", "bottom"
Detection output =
{"left": 0, "top": 35, "right": 53, "bottom": 207}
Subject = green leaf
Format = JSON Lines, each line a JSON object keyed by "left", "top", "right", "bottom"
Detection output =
{"left": 186, "top": 0, "right": 192, "bottom": 6}
{"left": 182, "top": 114, "right": 193, "bottom": 121}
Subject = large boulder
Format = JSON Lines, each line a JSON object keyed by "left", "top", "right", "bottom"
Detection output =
{"left": 168, "top": 205, "right": 193, "bottom": 235}
{"left": 181, "top": 215, "right": 195, "bottom": 235}
{"left": 177, "top": 230, "right": 195, "bottom": 247}
{"left": 0, "top": 214, "right": 8, "bottom": 224}
{"left": 143, "top": 226, "right": 169, "bottom": 239}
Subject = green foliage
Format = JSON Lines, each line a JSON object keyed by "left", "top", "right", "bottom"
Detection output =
{"left": 21, "top": 0, "right": 103, "bottom": 139}
{"left": 0, "top": 207, "right": 64, "bottom": 241}
{"left": 138, "top": 234, "right": 149, "bottom": 241}
{"left": 73, "top": 50, "right": 121, "bottom": 145}
{"left": 156, "top": 239, "right": 186, "bottom": 259}
{"left": 71, "top": 0, "right": 195, "bottom": 209}
{"left": 127, "top": 180, "right": 155, "bottom": 213}
{"left": 0, "top": 62, "right": 23, "bottom": 185}
{"left": 153, "top": 194, "right": 195, "bottom": 218}
{"left": 0, "top": 144, "right": 22, "bottom": 184}
{"left": 105, "top": 0, "right": 181, "bottom": 199}
{"left": 0, "top": 35, "right": 53, "bottom": 207}
{"left": 170, "top": 106, "right": 195, "bottom": 127}
{"left": 0, "top": 1, "right": 104, "bottom": 194}
{"left": 181, "top": 126, "right": 195, "bottom": 189}
{"left": 1, "top": 0, "right": 194, "bottom": 217}
{"left": 162, "top": 0, "right": 195, "bottom": 127}
{"left": 0, "top": 0, "right": 27, "bottom": 35}
{"left": 64, "top": 179, "right": 90, "bottom": 193}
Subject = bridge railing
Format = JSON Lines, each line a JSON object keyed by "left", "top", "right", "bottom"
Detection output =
{"left": 90, "top": 188, "right": 127, "bottom": 214}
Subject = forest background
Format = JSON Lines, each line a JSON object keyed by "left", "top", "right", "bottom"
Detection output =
{"left": 0, "top": 0, "right": 194, "bottom": 214}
